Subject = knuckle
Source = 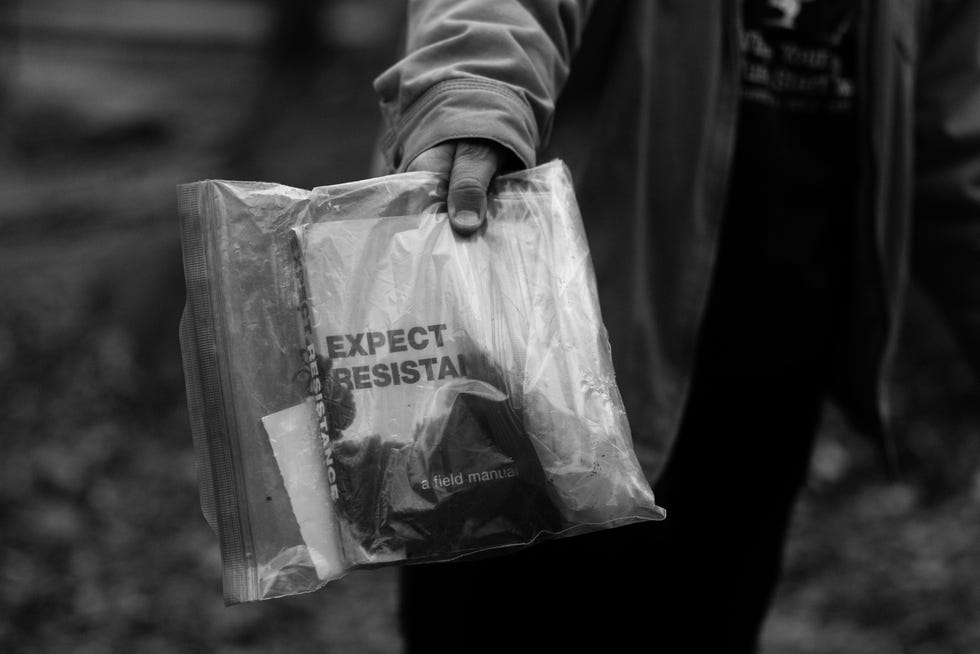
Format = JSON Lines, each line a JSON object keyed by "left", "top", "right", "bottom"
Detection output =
{"left": 456, "top": 140, "right": 497, "bottom": 160}
{"left": 450, "top": 174, "right": 487, "bottom": 193}
{"left": 406, "top": 144, "right": 454, "bottom": 173}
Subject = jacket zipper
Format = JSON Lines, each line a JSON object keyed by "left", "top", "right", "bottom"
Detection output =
{"left": 858, "top": 0, "right": 903, "bottom": 479}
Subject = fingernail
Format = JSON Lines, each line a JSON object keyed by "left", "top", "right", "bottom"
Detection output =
{"left": 453, "top": 210, "right": 480, "bottom": 230}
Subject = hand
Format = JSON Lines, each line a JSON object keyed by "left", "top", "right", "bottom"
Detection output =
{"left": 406, "top": 139, "right": 506, "bottom": 236}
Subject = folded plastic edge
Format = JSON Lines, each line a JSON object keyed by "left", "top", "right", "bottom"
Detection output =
{"left": 177, "top": 182, "right": 255, "bottom": 605}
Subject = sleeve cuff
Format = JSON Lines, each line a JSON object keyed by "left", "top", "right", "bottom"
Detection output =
{"left": 379, "top": 78, "right": 539, "bottom": 172}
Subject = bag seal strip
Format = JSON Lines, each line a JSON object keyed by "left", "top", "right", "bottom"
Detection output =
{"left": 178, "top": 182, "right": 255, "bottom": 604}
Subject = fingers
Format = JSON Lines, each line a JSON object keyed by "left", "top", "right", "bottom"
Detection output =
{"left": 447, "top": 141, "right": 503, "bottom": 235}
{"left": 403, "top": 139, "right": 505, "bottom": 236}
{"left": 405, "top": 142, "right": 455, "bottom": 175}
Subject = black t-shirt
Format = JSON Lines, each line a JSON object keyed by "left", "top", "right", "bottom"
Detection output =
{"left": 701, "top": 0, "right": 858, "bottom": 377}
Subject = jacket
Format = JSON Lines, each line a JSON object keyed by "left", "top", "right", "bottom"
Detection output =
{"left": 374, "top": 0, "right": 980, "bottom": 482}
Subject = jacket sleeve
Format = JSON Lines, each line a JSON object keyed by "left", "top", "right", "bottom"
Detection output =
{"left": 372, "top": 0, "right": 593, "bottom": 172}
{"left": 913, "top": 0, "right": 980, "bottom": 373}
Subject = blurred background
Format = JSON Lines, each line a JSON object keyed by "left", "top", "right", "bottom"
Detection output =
{"left": 0, "top": 1, "right": 978, "bottom": 652}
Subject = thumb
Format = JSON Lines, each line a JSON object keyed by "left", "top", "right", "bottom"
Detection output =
{"left": 447, "top": 140, "right": 504, "bottom": 236}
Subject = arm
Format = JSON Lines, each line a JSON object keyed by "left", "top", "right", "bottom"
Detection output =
{"left": 913, "top": 0, "right": 980, "bottom": 373}
{"left": 373, "top": 0, "right": 593, "bottom": 233}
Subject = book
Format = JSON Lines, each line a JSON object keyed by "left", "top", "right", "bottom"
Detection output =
{"left": 289, "top": 210, "right": 564, "bottom": 565}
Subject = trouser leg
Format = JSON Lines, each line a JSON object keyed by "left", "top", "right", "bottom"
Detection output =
{"left": 642, "top": 370, "right": 824, "bottom": 652}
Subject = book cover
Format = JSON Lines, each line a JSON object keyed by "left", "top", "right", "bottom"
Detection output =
{"left": 290, "top": 211, "right": 563, "bottom": 563}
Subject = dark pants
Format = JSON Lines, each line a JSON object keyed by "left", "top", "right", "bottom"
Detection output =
{"left": 399, "top": 200, "right": 841, "bottom": 651}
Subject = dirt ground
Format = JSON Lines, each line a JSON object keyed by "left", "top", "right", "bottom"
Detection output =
{"left": 2, "top": 2, "right": 979, "bottom": 653}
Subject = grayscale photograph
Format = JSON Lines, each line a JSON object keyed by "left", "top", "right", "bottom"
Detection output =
{"left": 2, "top": 1, "right": 979, "bottom": 652}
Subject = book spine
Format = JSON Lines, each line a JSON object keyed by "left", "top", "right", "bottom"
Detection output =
{"left": 289, "top": 228, "right": 341, "bottom": 503}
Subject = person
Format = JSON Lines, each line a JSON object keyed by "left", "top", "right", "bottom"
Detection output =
{"left": 371, "top": 1, "right": 980, "bottom": 651}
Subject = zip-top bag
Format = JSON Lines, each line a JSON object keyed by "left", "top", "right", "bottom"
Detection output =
{"left": 177, "top": 160, "right": 664, "bottom": 604}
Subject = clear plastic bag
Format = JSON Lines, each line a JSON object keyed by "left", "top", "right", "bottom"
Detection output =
{"left": 178, "top": 160, "right": 664, "bottom": 604}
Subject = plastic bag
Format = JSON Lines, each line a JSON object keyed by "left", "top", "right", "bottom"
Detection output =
{"left": 178, "top": 160, "right": 664, "bottom": 604}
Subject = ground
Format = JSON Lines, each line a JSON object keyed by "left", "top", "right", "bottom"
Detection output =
{"left": 2, "top": 2, "right": 979, "bottom": 653}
